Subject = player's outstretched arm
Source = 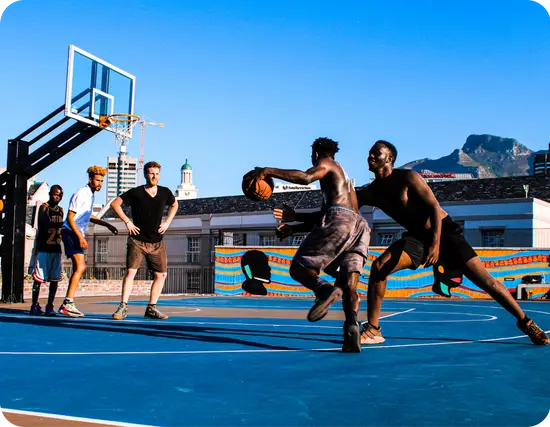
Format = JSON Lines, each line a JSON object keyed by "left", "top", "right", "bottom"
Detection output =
{"left": 276, "top": 221, "right": 315, "bottom": 241}
{"left": 356, "top": 185, "right": 376, "bottom": 208}
{"left": 273, "top": 205, "right": 322, "bottom": 225}
{"left": 254, "top": 161, "right": 329, "bottom": 185}
{"left": 90, "top": 216, "right": 119, "bottom": 235}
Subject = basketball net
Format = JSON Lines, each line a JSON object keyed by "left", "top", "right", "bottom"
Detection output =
{"left": 99, "top": 114, "right": 141, "bottom": 146}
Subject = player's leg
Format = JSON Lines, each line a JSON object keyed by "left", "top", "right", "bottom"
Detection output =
{"left": 45, "top": 282, "right": 58, "bottom": 316}
{"left": 292, "top": 210, "right": 364, "bottom": 322}
{"left": 362, "top": 237, "right": 421, "bottom": 344}
{"left": 46, "top": 252, "right": 62, "bottom": 316}
{"left": 338, "top": 259, "right": 362, "bottom": 352}
{"left": 58, "top": 253, "right": 86, "bottom": 317}
{"left": 339, "top": 215, "right": 370, "bottom": 350}
{"left": 289, "top": 261, "right": 342, "bottom": 314}
{"left": 144, "top": 241, "right": 168, "bottom": 320}
{"left": 113, "top": 238, "right": 143, "bottom": 320}
{"left": 30, "top": 252, "right": 45, "bottom": 315}
{"left": 112, "top": 269, "right": 138, "bottom": 320}
{"left": 460, "top": 256, "right": 548, "bottom": 345}
{"left": 440, "top": 228, "right": 548, "bottom": 345}
{"left": 30, "top": 281, "right": 43, "bottom": 315}
{"left": 59, "top": 229, "right": 86, "bottom": 317}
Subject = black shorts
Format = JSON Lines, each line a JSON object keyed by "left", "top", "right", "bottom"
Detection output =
{"left": 391, "top": 217, "right": 477, "bottom": 270}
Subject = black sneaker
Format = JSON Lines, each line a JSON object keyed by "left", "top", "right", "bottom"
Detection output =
{"left": 342, "top": 319, "right": 361, "bottom": 353}
{"left": 112, "top": 303, "right": 128, "bottom": 320}
{"left": 29, "top": 303, "right": 44, "bottom": 316}
{"left": 144, "top": 304, "right": 168, "bottom": 320}
{"left": 307, "top": 285, "right": 343, "bottom": 322}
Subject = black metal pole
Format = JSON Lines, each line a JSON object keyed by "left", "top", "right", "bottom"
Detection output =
{"left": 2, "top": 139, "right": 29, "bottom": 302}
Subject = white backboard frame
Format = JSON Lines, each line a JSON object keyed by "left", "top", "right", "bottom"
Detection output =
{"left": 64, "top": 45, "right": 136, "bottom": 139}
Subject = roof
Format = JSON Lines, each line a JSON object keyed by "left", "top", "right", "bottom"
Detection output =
{"left": 428, "top": 175, "right": 550, "bottom": 202}
{"left": 102, "top": 174, "right": 550, "bottom": 219}
{"left": 181, "top": 159, "right": 192, "bottom": 171}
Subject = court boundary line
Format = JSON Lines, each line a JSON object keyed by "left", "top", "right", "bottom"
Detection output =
{"left": 0, "top": 329, "right": 547, "bottom": 356}
{"left": 0, "top": 407, "right": 157, "bottom": 427}
{"left": 0, "top": 308, "right": 414, "bottom": 330}
{"left": 0, "top": 303, "right": 545, "bottom": 356}
{"left": 0, "top": 308, "right": 496, "bottom": 328}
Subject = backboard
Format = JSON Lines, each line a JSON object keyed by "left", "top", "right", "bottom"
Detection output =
{"left": 64, "top": 45, "right": 136, "bottom": 138}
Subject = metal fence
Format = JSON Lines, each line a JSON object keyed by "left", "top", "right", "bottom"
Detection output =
{"left": 61, "top": 265, "right": 214, "bottom": 294}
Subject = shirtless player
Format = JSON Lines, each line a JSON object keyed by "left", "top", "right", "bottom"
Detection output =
{"left": 356, "top": 140, "right": 548, "bottom": 346}
{"left": 253, "top": 137, "right": 371, "bottom": 352}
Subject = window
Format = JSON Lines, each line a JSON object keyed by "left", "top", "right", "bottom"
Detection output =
{"left": 96, "top": 239, "right": 108, "bottom": 263}
{"left": 187, "top": 237, "right": 201, "bottom": 263}
{"left": 260, "top": 235, "right": 276, "bottom": 246}
{"left": 187, "top": 271, "right": 201, "bottom": 292}
{"left": 220, "top": 232, "right": 234, "bottom": 246}
{"left": 291, "top": 235, "right": 306, "bottom": 246}
{"left": 482, "top": 229, "right": 504, "bottom": 247}
{"left": 378, "top": 232, "right": 396, "bottom": 246}
{"left": 233, "top": 233, "right": 246, "bottom": 246}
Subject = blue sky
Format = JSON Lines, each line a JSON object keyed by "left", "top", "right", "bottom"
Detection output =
{"left": 0, "top": 0, "right": 549, "bottom": 210}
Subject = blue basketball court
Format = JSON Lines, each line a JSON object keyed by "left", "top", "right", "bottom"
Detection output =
{"left": 0, "top": 297, "right": 549, "bottom": 426}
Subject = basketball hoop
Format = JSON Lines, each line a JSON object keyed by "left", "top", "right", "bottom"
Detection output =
{"left": 99, "top": 113, "right": 140, "bottom": 145}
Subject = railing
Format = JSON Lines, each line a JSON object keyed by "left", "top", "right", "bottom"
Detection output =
{"left": 61, "top": 265, "right": 214, "bottom": 294}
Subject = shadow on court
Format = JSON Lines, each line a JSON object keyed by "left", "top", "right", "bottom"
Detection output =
{"left": 0, "top": 308, "right": 535, "bottom": 349}
{"left": 0, "top": 310, "right": 345, "bottom": 349}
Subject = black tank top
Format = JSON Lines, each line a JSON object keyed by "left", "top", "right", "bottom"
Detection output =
{"left": 36, "top": 203, "right": 64, "bottom": 253}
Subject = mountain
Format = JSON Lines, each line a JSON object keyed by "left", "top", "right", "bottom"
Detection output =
{"left": 400, "top": 134, "right": 535, "bottom": 178}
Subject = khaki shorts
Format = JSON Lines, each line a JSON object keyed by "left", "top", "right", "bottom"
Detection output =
{"left": 126, "top": 237, "right": 167, "bottom": 273}
{"left": 293, "top": 206, "right": 371, "bottom": 278}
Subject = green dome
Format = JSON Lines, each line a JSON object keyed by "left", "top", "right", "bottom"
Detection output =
{"left": 181, "top": 159, "right": 192, "bottom": 170}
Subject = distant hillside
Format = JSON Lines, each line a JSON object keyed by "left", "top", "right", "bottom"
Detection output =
{"left": 400, "top": 134, "right": 535, "bottom": 178}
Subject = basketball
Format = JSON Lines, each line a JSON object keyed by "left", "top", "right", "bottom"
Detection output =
{"left": 242, "top": 171, "right": 274, "bottom": 201}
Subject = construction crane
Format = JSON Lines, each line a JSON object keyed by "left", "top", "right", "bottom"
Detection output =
{"left": 137, "top": 119, "right": 164, "bottom": 185}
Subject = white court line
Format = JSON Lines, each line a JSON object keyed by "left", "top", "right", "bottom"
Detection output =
{"left": 1, "top": 329, "right": 547, "bottom": 356}
{"left": 0, "top": 308, "right": 413, "bottom": 330}
{"left": 0, "top": 407, "right": 157, "bottom": 427}
{"left": 360, "top": 308, "right": 415, "bottom": 325}
{"left": 383, "top": 300, "right": 550, "bottom": 313}
{"left": 378, "top": 308, "right": 415, "bottom": 319}
{"left": 0, "top": 305, "right": 544, "bottom": 356}
{"left": 382, "top": 311, "right": 497, "bottom": 323}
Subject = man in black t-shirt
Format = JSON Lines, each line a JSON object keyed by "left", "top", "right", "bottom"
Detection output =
{"left": 30, "top": 185, "right": 64, "bottom": 316}
{"left": 110, "top": 161, "right": 179, "bottom": 320}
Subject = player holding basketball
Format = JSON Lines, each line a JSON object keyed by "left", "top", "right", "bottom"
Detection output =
{"left": 354, "top": 140, "right": 547, "bottom": 345}
{"left": 29, "top": 185, "right": 64, "bottom": 316}
{"left": 110, "top": 161, "right": 178, "bottom": 320}
{"left": 59, "top": 166, "right": 118, "bottom": 317}
{"left": 253, "top": 137, "right": 371, "bottom": 352}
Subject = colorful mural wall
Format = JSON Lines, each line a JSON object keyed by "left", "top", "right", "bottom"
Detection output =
{"left": 214, "top": 246, "right": 550, "bottom": 299}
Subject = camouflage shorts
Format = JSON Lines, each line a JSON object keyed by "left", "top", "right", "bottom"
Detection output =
{"left": 293, "top": 206, "right": 371, "bottom": 278}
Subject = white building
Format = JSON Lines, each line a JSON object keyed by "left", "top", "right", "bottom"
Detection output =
{"left": 106, "top": 148, "right": 137, "bottom": 202}
{"left": 175, "top": 159, "right": 199, "bottom": 200}
{"left": 371, "top": 198, "right": 550, "bottom": 248}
